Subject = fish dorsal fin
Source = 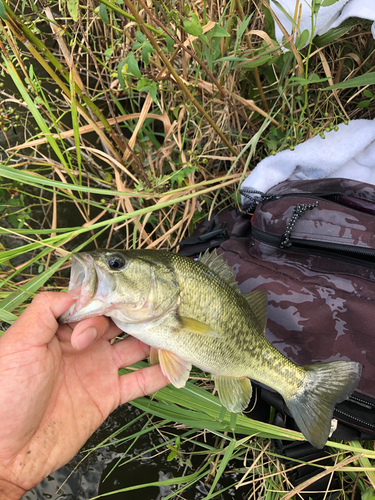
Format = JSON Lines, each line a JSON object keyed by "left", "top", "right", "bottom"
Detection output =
{"left": 242, "top": 289, "right": 268, "bottom": 333}
{"left": 198, "top": 249, "right": 239, "bottom": 291}
{"left": 180, "top": 316, "right": 220, "bottom": 338}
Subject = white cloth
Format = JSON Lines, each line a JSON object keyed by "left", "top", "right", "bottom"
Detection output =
{"left": 241, "top": 119, "right": 375, "bottom": 204}
{"left": 271, "top": 0, "right": 375, "bottom": 47}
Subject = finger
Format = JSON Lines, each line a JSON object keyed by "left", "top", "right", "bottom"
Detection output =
{"left": 111, "top": 336, "right": 151, "bottom": 368}
{"left": 118, "top": 363, "right": 169, "bottom": 405}
{"left": 70, "top": 317, "right": 122, "bottom": 351}
{"left": 4, "top": 292, "right": 76, "bottom": 346}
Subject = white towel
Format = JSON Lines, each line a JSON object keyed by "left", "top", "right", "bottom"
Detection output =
{"left": 271, "top": 0, "right": 375, "bottom": 48}
{"left": 241, "top": 119, "right": 375, "bottom": 205}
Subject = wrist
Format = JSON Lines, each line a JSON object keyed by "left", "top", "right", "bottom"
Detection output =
{"left": 0, "top": 476, "right": 26, "bottom": 500}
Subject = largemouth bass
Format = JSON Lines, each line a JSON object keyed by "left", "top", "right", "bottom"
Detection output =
{"left": 60, "top": 249, "right": 362, "bottom": 448}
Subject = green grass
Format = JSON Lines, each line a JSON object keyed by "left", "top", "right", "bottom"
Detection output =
{"left": 0, "top": 0, "right": 375, "bottom": 497}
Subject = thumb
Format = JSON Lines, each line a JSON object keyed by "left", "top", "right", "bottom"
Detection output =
{"left": 3, "top": 292, "right": 77, "bottom": 347}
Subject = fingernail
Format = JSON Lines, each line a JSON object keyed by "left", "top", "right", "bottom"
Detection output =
{"left": 73, "top": 327, "right": 97, "bottom": 350}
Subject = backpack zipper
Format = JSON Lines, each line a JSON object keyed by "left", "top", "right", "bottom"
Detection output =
{"left": 250, "top": 191, "right": 375, "bottom": 266}
{"left": 252, "top": 226, "right": 375, "bottom": 268}
{"left": 334, "top": 407, "right": 375, "bottom": 432}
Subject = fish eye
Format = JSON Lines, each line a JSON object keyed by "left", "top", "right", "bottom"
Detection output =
{"left": 107, "top": 255, "right": 126, "bottom": 270}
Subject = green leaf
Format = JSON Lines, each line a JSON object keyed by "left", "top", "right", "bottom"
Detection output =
{"left": 136, "top": 78, "right": 158, "bottom": 103}
{"left": 0, "top": 243, "right": 12, "bottom": 268}
{"left": 209, "top": 24, "right": 229, "bottom": 38}
{"left": 296, "top": 29, "right": 309, "bottom": 50}
{"left": 167, "top": 447, "right": 178, "bottom": 461}
{"left": 141, "top": 46, "right": 150, "bottom": 66}
{"left": 67, "top": 0, "right": 79, "bottom": 21}
{"left": 357, "top": 99, "right": 371, "bottom": 109}
{"left": 198, "top": 33, "right": 210, "bottom": 47}
{"left": 99, "top": 3, "right": 109, "bottom": 24}
{"left": 170, "top": 165, "right": 197, "bottom": 186}
{"left": 287, "top": 75, "right": 329, "bottom": 85}
{"left": 5, "top": 61, "right": 70, "bottom": 172}
{"left": 362, "top": 487, "right": 375, "bottom": 500}
{"left": 363, "top": 89, "right": 374, "bottom": 98}
{"left": 69, "top": 68, "right": 81, "bottom": 175}
{"left": 8, "top": 198, "right": 20, "bottom": 206}
{"left": 0, "top": 0, "right": 7, "bottom": 20}
{"left": 141, "top": 41, "right": 154, "bottom": 66}
{"left": 230, "top": 411, "right": 237, "bottom": 431}
{"left": 308, "top": 73, "right": 326, "bottom": 83}
{"left": 0, "top": 163, "right": 133, "bottom": 199}
{"left": 0, "top": 308, "right": 18, "bottom": 324}
{"left": 8, "top": 214, "right": 18, "bottom": 226}
{"left": 126, "top": 51, "right": 142, "bottom": 79}
{"left": 135, "top": 30, "right": 146, "bottom": 43}
{"left": 104, "top": 47, "right": 113, "bottom": 59}
{"left": 166, "top": 35, "right": 174, "bottom": 53}
{"left": 314, "top": 20, "right": 358, "bottom": 47}
{"left": 321, "top": 0, "right": 340, "bottom": 6}
{"left": 148, "top": 82, "right": 157, "bottom": 103}
{"left": 183, "top": 13, "right": 202, "bottom": 36}
{"left": 219, "top": 405, "right": 226, "bottom": 421}
{"left": 327, "top": 72, "right": 375, "bottom": 90}
{"left": 238, "top": 14, "right": 254, "bottom": 41}
{"left": 208, "top": 439, "right": 236, "bottom": 495}
{"left": 204, "top": 45, "right": 213, "bottom": 73}
{"left": 262, "top": 2, "right": 275, "bottom": 39}
{"left": 117, "top": 60, "right": 127, "bottom": 90}
{"left": 0, "top": 255, "right": 70, "bottom": 312}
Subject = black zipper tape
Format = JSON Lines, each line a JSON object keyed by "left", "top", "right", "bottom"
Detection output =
{"left": 252, "top": 226, "right": 375, "bottom": 268}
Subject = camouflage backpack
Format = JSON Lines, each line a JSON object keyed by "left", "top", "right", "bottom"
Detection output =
{"left": 179, "top": 178, "right": 375, "bottom": 491}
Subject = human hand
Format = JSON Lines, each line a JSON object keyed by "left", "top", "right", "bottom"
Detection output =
{"left": 0, "top": 292, "right": 169, "bottom": 499}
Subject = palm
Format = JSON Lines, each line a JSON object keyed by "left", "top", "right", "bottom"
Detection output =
{"left": 0, "top": 292, "right": 168, "bottom": 495}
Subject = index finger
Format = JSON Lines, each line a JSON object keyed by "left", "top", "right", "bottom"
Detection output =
{"left": 68, "top": 316, "right": 122, "bottom": 350}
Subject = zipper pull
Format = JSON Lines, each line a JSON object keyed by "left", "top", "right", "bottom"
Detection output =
{"left": 280, "top": 202, "right": 319, "bottom": 248}
{"left": 240, "top": 189, "right": 276, "bottom": 214}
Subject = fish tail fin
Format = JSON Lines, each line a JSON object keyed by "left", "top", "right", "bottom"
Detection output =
{"left": 285, "top": 361, "right": 362, "bottom": 449}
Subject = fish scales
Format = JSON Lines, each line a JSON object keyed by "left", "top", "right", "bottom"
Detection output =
{"left": 59, "top": 248, "right": 362, "bottom": 449}
{"left": 166, "top": 252, "right": 305, "bottom": 391}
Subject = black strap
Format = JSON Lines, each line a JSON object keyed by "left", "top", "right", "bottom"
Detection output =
{"left": 175, "top": 221, "right": 230, "bottom": 255}
{"left": 273, "top": 412, "right": 341, "bottom": 500}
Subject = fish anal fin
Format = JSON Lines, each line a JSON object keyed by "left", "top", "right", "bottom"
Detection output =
{"left": 242, "top": 289, "right": 268, "bottom": 333}
{"left": 180, "top": 316, "right": 220, "bottom": 338}
{"left": 198, "top": 249, "right": 239, "bottom": 291}
{"left": 149, "top": 346, "right": 159, "bottom": 365}
{"left": 158, "top": 349, "right": 192, "bottom": 388}
{"left": 214, "top": 375, "right": 252, "bottom": 413}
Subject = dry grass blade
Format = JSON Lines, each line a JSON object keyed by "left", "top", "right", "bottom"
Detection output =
{"left": 281, "top": 454, "right": 362, "bottom": 500}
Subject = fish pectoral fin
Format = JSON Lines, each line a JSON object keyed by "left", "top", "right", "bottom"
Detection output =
{"left": 158, "top": 349, "right": 192, "bottom": 388}
{"left": 180, "top": 316, "right": 220, "bottom": 338}
{"left": 149, "top": 346, "right": 159, "bottom": 365}
{"left": 214, "top": 375, "right": 252, "bottom": 413}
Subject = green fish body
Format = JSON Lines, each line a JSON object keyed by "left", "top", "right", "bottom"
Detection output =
{"left": 60, "top": 249, "right": 362, "bottom": 449}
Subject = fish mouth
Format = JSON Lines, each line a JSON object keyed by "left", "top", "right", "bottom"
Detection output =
{"left": 59, "top": 253, "right": 107, "bottom": 323}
